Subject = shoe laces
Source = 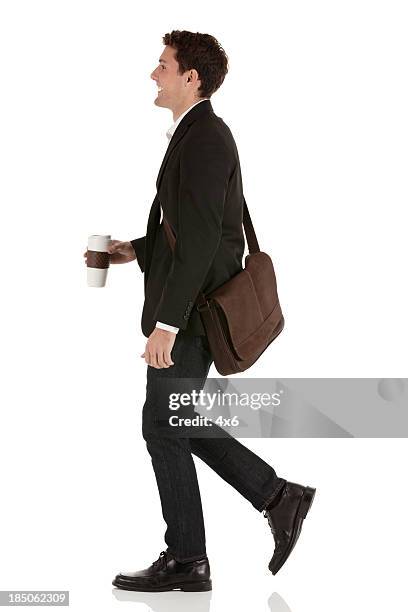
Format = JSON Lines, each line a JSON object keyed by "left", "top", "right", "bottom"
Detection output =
{"left": 152, "top": 551, "right": 168, "bottom": 569}
{"left": 263, "top": 509, "right": 278, "bottom": 535}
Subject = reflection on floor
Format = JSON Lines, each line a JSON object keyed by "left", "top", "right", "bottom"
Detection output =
{"left": 112, "top": 588, "right": 292, "bottom": 612}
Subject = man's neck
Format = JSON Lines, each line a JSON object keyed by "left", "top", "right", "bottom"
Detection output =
{"left": 172, "top": 98, "right": 203, "bottom": 122}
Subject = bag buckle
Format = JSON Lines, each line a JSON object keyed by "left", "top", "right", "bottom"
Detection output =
{"left": 196, "top": 299, "right": 211, "bottom": 312}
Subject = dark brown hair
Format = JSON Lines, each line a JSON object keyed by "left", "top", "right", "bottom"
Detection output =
{"left": 162, "top": 30, "right": 228, "bottom": 98}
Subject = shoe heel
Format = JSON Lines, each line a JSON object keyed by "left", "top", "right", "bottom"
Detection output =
{"left": 299, "top": 487, "right": 316, "bottom": 519}
{"left": 181, "top": 580, "right": 212, "bottom": 592}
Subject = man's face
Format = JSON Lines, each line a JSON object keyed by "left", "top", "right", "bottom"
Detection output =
{"left": 150, "top": 45, "right": 198, "bottom": 111}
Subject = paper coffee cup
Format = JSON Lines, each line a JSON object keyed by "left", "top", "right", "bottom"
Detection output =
{"left": 87, "top": 234, "right": 111, "bottom": 287}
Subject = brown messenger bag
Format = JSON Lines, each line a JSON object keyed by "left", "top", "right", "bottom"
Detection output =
{"left": 162, "top": 197, "right": 284, "bottom": 375}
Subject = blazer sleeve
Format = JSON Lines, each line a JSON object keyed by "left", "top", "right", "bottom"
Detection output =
{"left": 130, "top": 236, "right": 146, "bottom": 273}
{"left": 155, "top": 134, "right": 233, "bottom": 330}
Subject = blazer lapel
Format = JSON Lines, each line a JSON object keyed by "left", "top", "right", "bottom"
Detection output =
{"left": 155, "top": 99, "right": 213, "bottom": 191}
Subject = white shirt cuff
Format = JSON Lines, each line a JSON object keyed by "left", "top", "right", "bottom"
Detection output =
{"left": 156, "top": 321, "right": 179, "bottom": 334}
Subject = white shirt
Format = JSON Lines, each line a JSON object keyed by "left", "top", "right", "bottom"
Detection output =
{"left": 156, "top": 99, "right": 210, "bottom": 335}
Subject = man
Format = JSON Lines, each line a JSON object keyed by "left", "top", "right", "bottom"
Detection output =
{"left": 85, "top": 30, "right": 316, "bottom": 592}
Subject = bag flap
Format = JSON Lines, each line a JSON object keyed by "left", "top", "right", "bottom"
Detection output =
{"left": 207, "top": 252, "right": 282, "bottom": 360}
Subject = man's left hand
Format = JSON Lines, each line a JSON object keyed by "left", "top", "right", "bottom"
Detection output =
{"left": 141, "top": 328, "right": 176, "bottom": 368}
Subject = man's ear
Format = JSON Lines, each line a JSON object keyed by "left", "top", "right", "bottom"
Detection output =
{"left": 187, "top": 68, "right": 200, "bottom": 85}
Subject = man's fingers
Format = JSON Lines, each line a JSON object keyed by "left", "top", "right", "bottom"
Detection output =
{"left": 107, "top": 241, "right": 123, "bottom": 254}
{"left": 157, "top": 351, "right": 169, "bottom": 369}
{"left": 149, "top": 349, "right": 159, "bottom": 368}
{"left": 142, "top": 339, "right": 175, "bottom": 369}
{"left": 163, "top": 350, "right": 174, "bottom": 367}
{"left": 144, "top": 348, "right": 156, "bottom": 368}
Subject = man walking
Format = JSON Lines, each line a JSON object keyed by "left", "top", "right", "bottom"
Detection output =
{"left": 85, "top": 30, "right": 316, "bottom": 592}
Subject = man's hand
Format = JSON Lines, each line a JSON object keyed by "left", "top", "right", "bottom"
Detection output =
{"left": 141, "top": 328, "right": 176, "bottom": 368}
{"left": 83, "top": 240, "right": 136, "bottom": 265}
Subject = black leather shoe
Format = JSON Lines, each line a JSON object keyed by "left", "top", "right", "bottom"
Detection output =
{"left": 112, "top": 550, "right": 212, "bottom": 592}
{"left": 264, "top": 481, "right": 316, "bottom": 575}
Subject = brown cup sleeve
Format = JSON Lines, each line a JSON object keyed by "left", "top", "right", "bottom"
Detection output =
{"left": 87, "top": 250, "right": 110, "bottom": 269}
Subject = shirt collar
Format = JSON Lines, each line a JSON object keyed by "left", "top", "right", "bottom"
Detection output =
{"left": 166, "top": 99, "right": 209, "bottom": 141}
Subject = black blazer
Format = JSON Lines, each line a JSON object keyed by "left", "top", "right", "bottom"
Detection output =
{"left": 131, "top": 99, "right": 245, "bottom": 337}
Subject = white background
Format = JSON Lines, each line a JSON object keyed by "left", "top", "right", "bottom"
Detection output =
{"left": 0, "top": 1, "right": 407, "bottom": 611}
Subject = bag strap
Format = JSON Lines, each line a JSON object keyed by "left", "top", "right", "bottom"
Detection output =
{"left": 241, "top": 197, "right": 260, "bottom": 254}
{"left": 162, "top": 196, "right": 259, "bottom": 309}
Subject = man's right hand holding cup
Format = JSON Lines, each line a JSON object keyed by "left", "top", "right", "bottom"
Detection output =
{"left": 83, "top": 240, "right": 136, "bottom": 265}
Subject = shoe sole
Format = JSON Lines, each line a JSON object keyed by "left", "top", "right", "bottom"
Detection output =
{"left": 269, "top": 486, "right": 316, "bottom": 575}
{"left": 112, "top": 578, "right": 212, "bottom": 592}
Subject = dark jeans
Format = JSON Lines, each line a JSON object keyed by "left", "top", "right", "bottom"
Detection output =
{"left": 142, "top": 332, "right": 286, "bottom": 563}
